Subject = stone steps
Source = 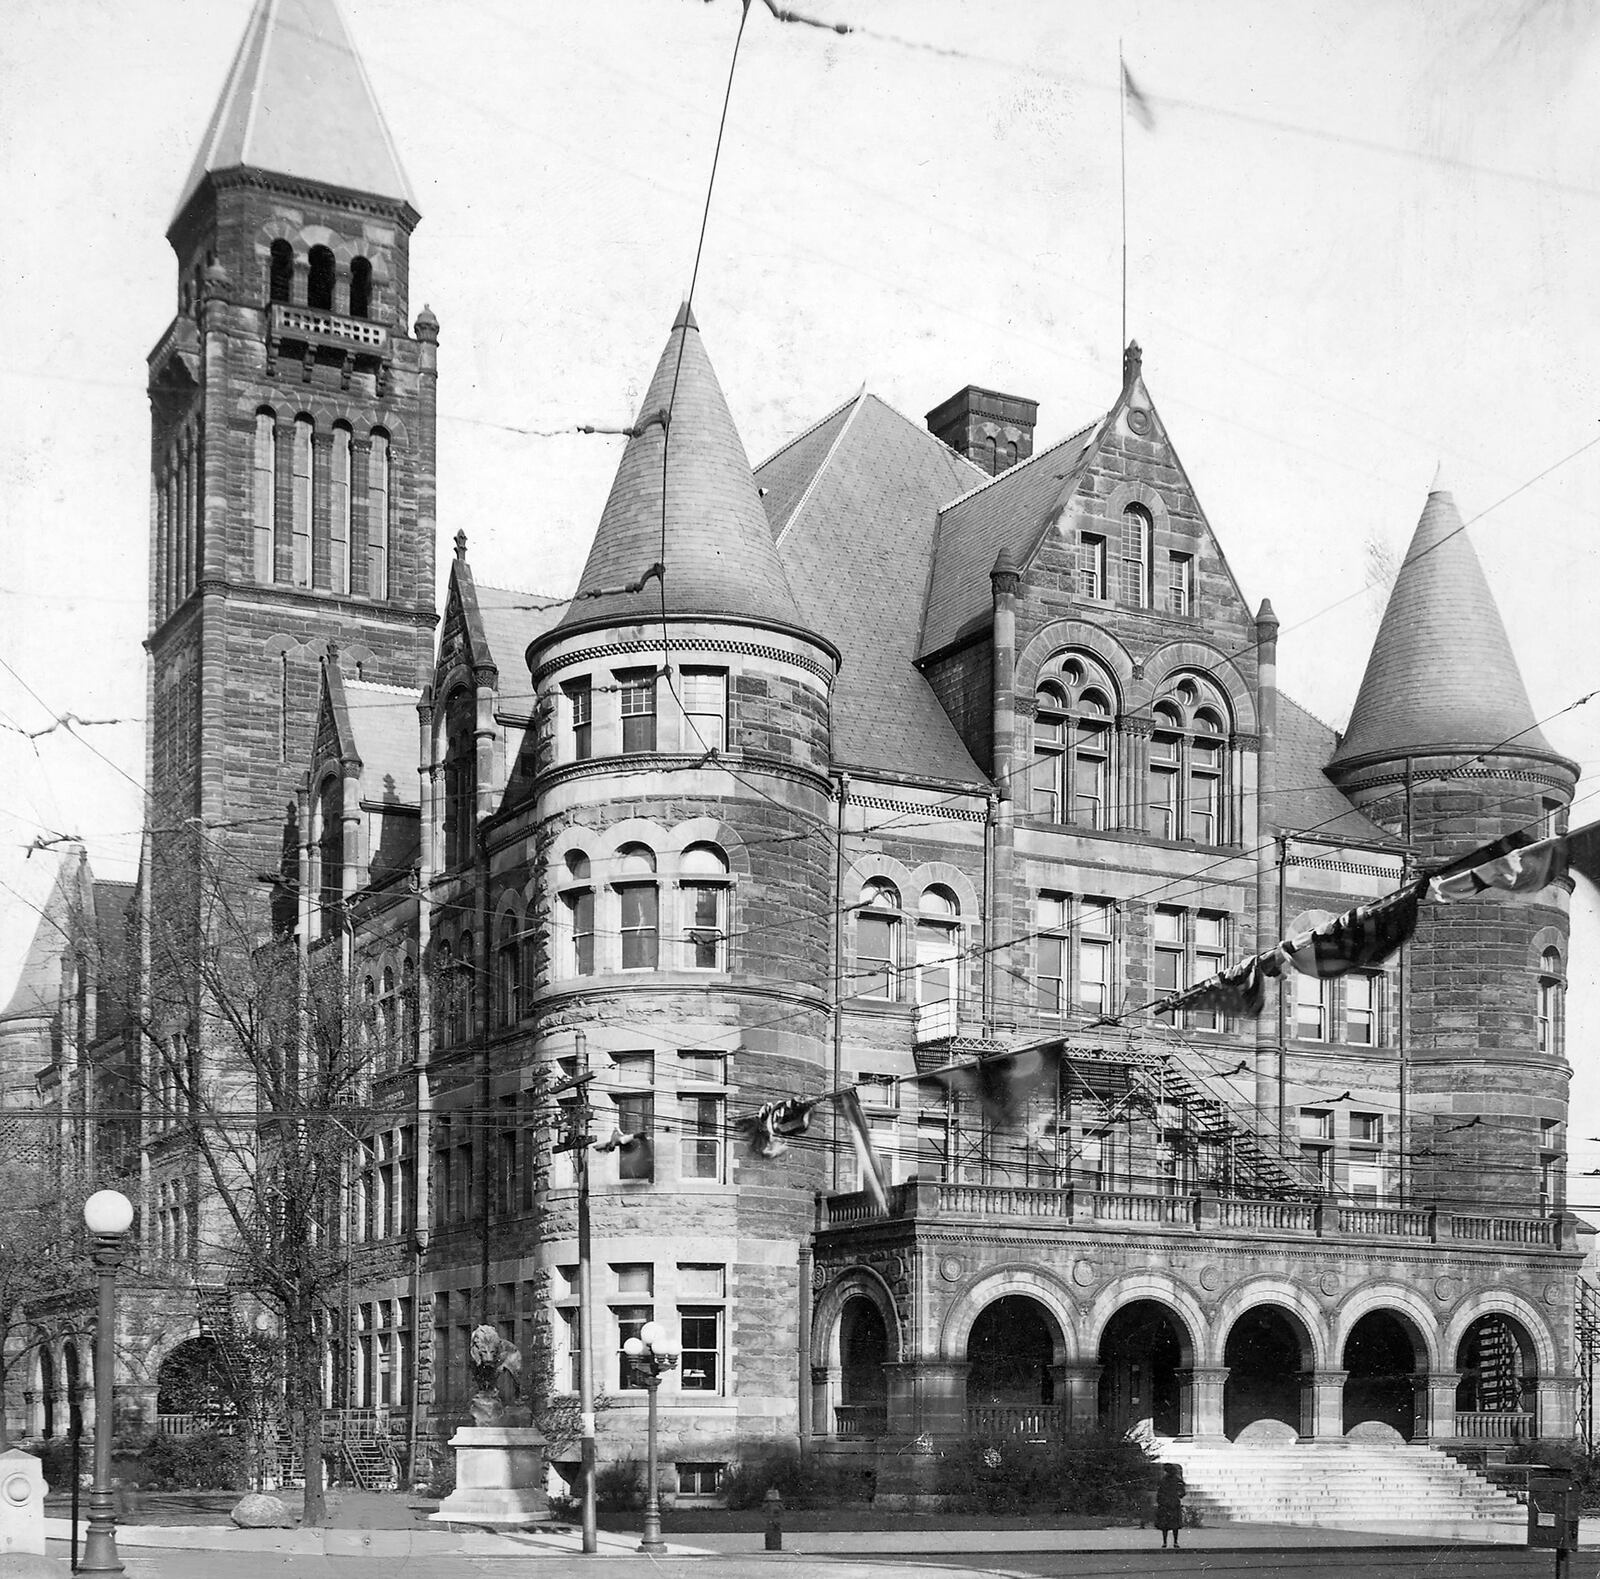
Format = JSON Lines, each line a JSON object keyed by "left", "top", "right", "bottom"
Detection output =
{"left": 1155, "top": 1442, "right": 1524, "bottom": 1528}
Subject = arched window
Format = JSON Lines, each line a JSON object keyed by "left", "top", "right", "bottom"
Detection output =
{"left": 855, "top": 879, "right": 901, "bottom": 999}
{"left": 329, "top": 424, "right": 352, "bottom": 595}
{"left": 1148, "top": 675, "right": 1231, "bottom": 843}
{"left": 915, "top": 887, "right": 961, "bottom": 1039}
{"left": 1121, "top": 504, "right": 1152, "bottom": 608}
{"left": 562, "top": 852, "right": 595, "bottom": 977}
{"left": 496, "top": 912, "right": 522, "bottom": 1027}
{"left": 442, "top": 688, "right": 475, "bottom": 870}
{"left": 681, "top": 843, "right": 730, "bottom": 970}
{"left": 316, "top": 777, "right": 342, "bottom": 932}
{"left": 291, "top": 415, "right": 313, "bottom": 587}
{"left": 379, "top": 966, "right": 398, "bottom": 1066}
{"left": 1031, "top": 657, "right": 1116, "bottom": 828}
{"left": 1537, "top": 948, "right": 1563, "bottom": 1055}
{"left": 361, "top": 974, "right": 378, "bottom": 1061}
{"left": 349, "top": 256, "right": 373, "bottom": 319}
{"left": 455, "top": 931, "right": 474, "bottom": 1044}
{"left": 253, "top": 410, "right": 276, "bottom": 582}
{"left": 367, "top": 431, "right": 391, "bottom": 599}
{"left": 400, "top": 956, "right": 416, "bottom": 1054}
{"left": 269, "top": 240, "right": 294, "bottom": 304}
{"left": 435, "top": 938, "right": 454, "bottom": 1046}
{"left": 617, "top": 845, "right": 659, "bottom": 970}
{"left": 307, "top": 245, "right": 335, "bottom": 311}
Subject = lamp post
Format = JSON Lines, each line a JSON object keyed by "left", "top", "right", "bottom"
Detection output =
{"left": 80, "top": 1188, "right": 133, "bottom": 1575}
{"left": 622, "top": 1320, "right": 679, "bottom": 1554}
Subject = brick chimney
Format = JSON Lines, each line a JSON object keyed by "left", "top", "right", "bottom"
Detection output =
{"left": 925, "top": 385, "right": 1038, "bottom": 476}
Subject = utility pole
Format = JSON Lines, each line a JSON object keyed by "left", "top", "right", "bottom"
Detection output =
{"left": 552, "top": 1032, "right": 598, "bottom": 1554}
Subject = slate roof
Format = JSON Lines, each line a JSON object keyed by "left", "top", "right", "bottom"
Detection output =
{"left": 476, "top": 584, "right": 568, "bottom": 710}
{"left": 1329, "top": 487, "right": 1555, "bottom": 769}
{"left": 558, "top": 306, "right": 807, "bottom": 636}
{"left": 918, "top": 416, "right": 1105, "bottom": 659}
{"left": 759, "top": 392, "right": 990, "bottom": 782}
{"left": 1272, "top": 696, "right": 1397, "bottom": 845}
{"left": 0, "top": 850, "right": 92, "bottom": 1024}
{"left": 343, "top": 680, "right": 420, "bottom": 807}
{"left": 172, "top": 0, "right": 414, "bottom": 226}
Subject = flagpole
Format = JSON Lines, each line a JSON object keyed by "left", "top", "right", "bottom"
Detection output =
{"left": 1119, "top": 38, "right": 1127, "bottom": 354}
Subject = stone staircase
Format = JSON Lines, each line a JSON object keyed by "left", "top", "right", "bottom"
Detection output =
{"left": 1155, "top": 1440, "right": 1525, "bottom": 1532}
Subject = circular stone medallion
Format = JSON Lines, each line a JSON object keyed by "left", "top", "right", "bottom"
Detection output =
{"left": 1545, "top": 1282, "right": 1564, "bottom": 1307}
{"left": 1127, "top": 407, "right": 1152, "bottom": 435}
{"left": 1318, "top": 1272, "right": 1341, "bottom": 1298}
{"left": 939, "top": 1255, "right": 966, "bottom": 1283}
{"left": 1433, "top": 1276, "right": 1460, "bottom": 1304}
{"left": 1072, "top": 1259, "right": 1097, "bottom": 1288}
{"left": 1198, "top": 1265, "right": 1222, "bottom": 1293}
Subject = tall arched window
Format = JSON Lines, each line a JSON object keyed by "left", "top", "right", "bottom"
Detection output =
{"left": 1121, "top": 504, "right": 1152, "bottom": 609}
{"left": 269, "top": 240, "right": 294, "bottom": 304}
{"left": 562, "top": 852, "right": 595, "bottom": 976}
{"left": 400, "top": 956, "right": 416, "bottom": 1055}
{"left": 316, "top": 777, "right": 342, "bottom": 932}
{"left": 617, "top": 845, "right": 659, "bottom": 970}
{"left": 307, "top": 245, "right": 335, "bottom": 311}
{"left": 855, "top": 879, "right": 901, "bottom": 999}
{"left": 291, "top": 415, "right": 313, "bottom": 587}
{"left": 379, "top": 966, "right": 398, "bottom": 1067}
{"left": 442, "top": 688, "right": 475, "bottom": 870}
{"left": 367, "top": 431, "right": 390, "bottom": 599}
{"left": 1147, "top": 676, "right": 1231, "bottom": 843}
{"left": 455, "top": 930, "right": 474, "bottom": 1044}
{"left": 330, "top": 424, "right": 352, "bottom": 595}
{"left": 915, "top": 887, "right": 961, "bottom": 1039}
{"left": 253, "top": 410, "right": 276, "bottom": 582}
{"left": 496, "top": 912, "right": 522, "bottom": 1027}
{"left": 349, "top": 256, "right": 373, "bottom": 319}
{"left": 681, "top": 843, "right": 731, "bottom": 970}
{"left": 1537, "top": 948, "right": 1564, "bottom": 1054}
{"left": 1031, "top": 657, "right": 1116, "bottom": 827}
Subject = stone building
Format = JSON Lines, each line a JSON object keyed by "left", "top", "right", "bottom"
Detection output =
{"left": 3, "top": 0, "right": 1585, "bottom": 1502}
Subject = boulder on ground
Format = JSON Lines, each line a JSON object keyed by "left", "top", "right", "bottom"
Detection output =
{"left": 230, "top": 1492, "right": 293, "bottom": 1528}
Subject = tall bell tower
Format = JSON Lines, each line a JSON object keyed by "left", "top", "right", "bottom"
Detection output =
{"left": 147, "top": 0, "right": 437, "bottom": 886}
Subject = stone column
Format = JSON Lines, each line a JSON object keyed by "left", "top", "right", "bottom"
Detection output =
{"left": 810, "top": 1365, "right": 836, "bottom": 1439}
{"left": 1053, "top": 1362, "right": 1103, "bottom": 1433}
{"left": 1536, "top": 1375, "right": 1578, "bottom": 1440}
{"left": 886, "top": 1360, "right": 968, "bottom": 1439}
{"left": 1411, "top": 1370, "right": 1461, "bottom": 1442}
{"left": 1177, "top": 1366, "right": 1229, "bottom": 1440}
{"left": 1299, "top": 1368, "right": 1347, "bottom": 1440}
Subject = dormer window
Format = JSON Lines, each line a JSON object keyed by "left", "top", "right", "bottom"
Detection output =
{"left": 1031, "top": 656, "right": 1116, "bottom": 828}
{"left": 1121, "top": 504, "right": 1152, "bottom": 608}
{"left": 1147, "top": 676, "right": 1231, "bottom": 844}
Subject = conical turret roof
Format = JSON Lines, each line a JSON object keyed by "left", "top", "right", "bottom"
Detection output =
{"left": 172, "top": 0, "right": 414, "bottom": 228}
{"left": 1330, "top": 485, "right": 1550, "bottom": 768}
{"left": 558, "top": 306, "right": 806, "bottom": 634}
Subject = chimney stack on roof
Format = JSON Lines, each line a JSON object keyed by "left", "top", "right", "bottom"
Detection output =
{"left": 925, "top": 385, "right": 1038, "bottom": 477}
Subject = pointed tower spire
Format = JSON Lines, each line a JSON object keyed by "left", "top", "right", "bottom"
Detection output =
{"left": 172, "top": 0, "right": 414, "bottom": 228}
{"left": 1330, "top": 483, "right": 1551, "bottom": 768}
{"left": 559, "top": 311, "right": 805, "bottom": 634}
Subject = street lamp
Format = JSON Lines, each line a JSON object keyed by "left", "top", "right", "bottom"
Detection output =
{"left": 622, "top": 1320, "right": 679, "bottom": 1554}
{"left": 80, "top": 1188, "right": 133, "bottom": 1576}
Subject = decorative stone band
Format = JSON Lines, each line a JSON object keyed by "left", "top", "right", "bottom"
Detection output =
{"left": 1336, "top": 763, "right": 1575, "bottom": 797}
{"left": 844, "top": 792, "right": 986, "bottom": 824}
{"left": 1288, "top": 856, "right": 1409, "bottom": 879}
{"left": 539, "top": 750, "right": 834, "bottom": 799}
{"left": 533, "top": 635, "right": 836, "bottom": 688}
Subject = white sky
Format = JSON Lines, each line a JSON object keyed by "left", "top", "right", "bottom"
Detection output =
{"left": 2, "top": 0, "right": 1598, "bottom": 1195}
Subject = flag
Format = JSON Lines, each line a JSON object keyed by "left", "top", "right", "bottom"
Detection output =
{"left": 739, "top": 1097, "right": 815, "bottom": 1159}
{"left": 1429, "top": 818, "right": 1600, "bottom": 900}
{"left": 1568, "top": 819, "right": 1600, "bottom": 886}
{"left": 1161, "top": 952, "right": 1271, "bottom": 1020}
{"left": 1122, "top": 61, "right": 1155, "bottom": 130}
{"left": 1284, "top": 880, "right": 1426, "bottom": 978}
{"left": 917, "top": 1045, "right": 1060, "bottom": 1130}
{"left": 835, "top": 1087, "right": 890, "bottom": 1213}
{"left": 594, "top": 1125, "right": 653, "bottom": 1180}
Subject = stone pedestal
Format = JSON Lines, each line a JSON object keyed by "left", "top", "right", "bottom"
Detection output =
{"left": 429, "top": 1426, "right": 549, "bottom": 1527}
{"left": 0, "top": 1448, "right": 47, "bottom": 1556}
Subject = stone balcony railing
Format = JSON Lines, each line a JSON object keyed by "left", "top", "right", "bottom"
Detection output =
{"left": 269, "top": 302, "right": 389, "bottom": 357}
{"left": 818, "top": 1179, "right": 1578, "bottom": 1251}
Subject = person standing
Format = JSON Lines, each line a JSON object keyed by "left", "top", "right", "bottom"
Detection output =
{"left": 1154, "top": 1462, "right": 1186, "bottom": 1549}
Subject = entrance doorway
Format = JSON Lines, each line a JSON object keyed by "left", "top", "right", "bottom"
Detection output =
{"left": 1098, "top": 1300, "right": 1186, "bottom": 1436}
{"left": 1223, "top": 1307, "right": 1308, "bottom": 1438}
{"left": 1342, "top": 1311, "right": 1417, "bottom": 1438}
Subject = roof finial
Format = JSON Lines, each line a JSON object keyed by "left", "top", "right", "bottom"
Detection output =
{"left": 673, "top": 296, "right": 699, "bottom": 333}
{"left": 454, "top": 529, "right": 468, "bottom": 561}
{"left": 1122, "top": 340, "right": 1143, "bottom": 390}
{"left": 1429, "top": 460, "right": 1450, "bottom": 497}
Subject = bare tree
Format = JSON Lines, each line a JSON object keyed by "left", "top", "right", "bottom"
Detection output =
{"left": 132, "top": 825, "right": 409, "bottom": 1525}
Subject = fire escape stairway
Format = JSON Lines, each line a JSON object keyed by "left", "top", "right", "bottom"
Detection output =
{"left": 341, "top": 1436, "right": 398, "bottom": 1490}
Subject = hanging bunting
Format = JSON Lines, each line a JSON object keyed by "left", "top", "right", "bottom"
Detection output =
{"left": 1282, "top": 879, "right": 1427, "bottom": 978}
{"left": 1158, "top": 952, "right": 1273, "bottom": 1020}
{"left": 738, "top": 1096, "right": 815, "bottom": 1159}
{"left": 917, "top": 1045, "right": 1061, "bottom": 1130}
{"left": 835, "top": 1087, "right": 890, "bottom": 1212}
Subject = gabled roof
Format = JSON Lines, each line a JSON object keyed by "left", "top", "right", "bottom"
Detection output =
{"left": 172, "top": 0, "right": 414, "bottom": 228}
{"left": 0, "top": 850, "right": 92, "bottom": 1025}
{"left": 342, "top": 681, "right": 420, "bottom": 807}
{"left": 557, "top": 306, "right": 807, "bottom": 637}
{"left": 1272, "top": 696, "right": 1399, "bottom": 845}
{"left": 1329, "top": 485, "right": 1555, "bottom": 769}
{"left": 761, "top": 392, "right": 989, "bottom": 783}
{"left": 918, "top": 414, "right": 1106, "bottom": 659}
{"left": 476, "top": 585, "right": 567, "bottom": 710}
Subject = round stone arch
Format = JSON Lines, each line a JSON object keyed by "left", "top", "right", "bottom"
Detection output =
{"left": 1083, "top": 1272, "right": 1206, "bottom": 1365}
{"left": 1330, "top": 1284, "right": 1440, "bottom": 1371}
{"left": 1529, "top": 925, "right": 1566, "bottom": 974}
{"left": 1015, "top": 620, "right": 1137, "bottom": 702}
{"left": 589, "top": 817, "right": 672, "bottom": 872}
{"left": 907, "top": 861, "right": 980, "bottom": 921}
{"left": 811, "top": 1265, "right": 903, "bottom": 1372}
{"left": 938, "top": 1264, "right": 1080, "bottom": 1365}
{"left": 1208, "top": 1278, "right": 1332, "bottom": 1368}
{"left": 848, "top": 852, "right": 916, "bottom": 902}
{"left": 1442, "top": 1290, "right": 1559, "bottom": 1378}
{"left": 1140, "top": 643, "right": 1260, "bottom": 736}
{"left": 660, "top": 816, "right": 753, "bottom": 879}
